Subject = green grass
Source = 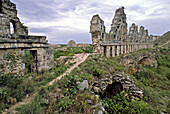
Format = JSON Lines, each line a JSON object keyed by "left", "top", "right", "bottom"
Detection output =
{"left": 0, "top": 46, "right": 93, "bottom": 113}
{"left": 0, "top": 56, "right": 74, "bottom": 113}
{"left": 131, "top": 48, "right": 170, "bottom": 112}
{"left": 2, "top": 47, "right": 170, "bottom": 113}
{"left": 102, "top": 92, "right": 159, "bottom": 114}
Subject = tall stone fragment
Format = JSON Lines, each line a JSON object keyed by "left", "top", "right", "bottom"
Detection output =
{"left": 0, "top": 0, "right": 28, "bottom": 35}
{"left": 90, "top": 15, "right": 106, "bottom": 53}
{"left": 109, "top": 7, "right": 127, "bottom": 42}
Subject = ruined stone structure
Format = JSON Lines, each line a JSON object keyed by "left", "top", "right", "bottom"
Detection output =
{"left": 0, "top": 0, "right": 53, "bottom": 74}
{"left": 91, "top": 73, "right": 143, "bottom": 99}
{"left": 90, "top": 7, "right": 154, "bottom": 57}
{"left": 67, "top": 40, "right": 77, "bottom": 47}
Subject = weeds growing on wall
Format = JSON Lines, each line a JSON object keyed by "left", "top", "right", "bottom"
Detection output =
{"left": 3, "top": 52, "right": 22, "bottom": 72}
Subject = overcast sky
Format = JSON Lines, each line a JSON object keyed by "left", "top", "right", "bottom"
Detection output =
{"left": 11, "top": 0, "right": 170, "bottom": 44}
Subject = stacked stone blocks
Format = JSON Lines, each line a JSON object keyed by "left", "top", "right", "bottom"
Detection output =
{"left": 90, "top": 7, "right": 154, "bottom": 57}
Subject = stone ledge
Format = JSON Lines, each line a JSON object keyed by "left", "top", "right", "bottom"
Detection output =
{"left": 0, "top": 34, "right": 47, "bottom": 43}
{"left": 0, "top": 42, "right": 50, "bottom": 49}
{"left": 101, "top": 42, "right": 151, "bottom": 46}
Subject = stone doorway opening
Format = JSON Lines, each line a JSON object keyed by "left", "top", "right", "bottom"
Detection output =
{"left": 25, "top": 50, "right": 38, "bottom": 74}
{"left": 100, "top": 82, "right": 123, "bottom": 99}
{"left": 115, "top": 45, "right": 117, "bottom": 56}
{"left": 104, "top": 46, "right": 106, "bottom": 56}
{"left": 110, "top": 46, "right": 112, "bottom": 57}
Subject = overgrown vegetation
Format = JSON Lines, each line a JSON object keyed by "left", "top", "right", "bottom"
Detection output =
{"left": 1, "top": 47, "right": 170, "bottom": 113}
{"left": 102, "top": 92, "right": 159, "bottom": 114}
{"left": 132, "top": 48, "right": 170, "bottom": 113}
{"left": 0, "top": 51, "right": 75, "bottom": 113}
{"left": 25, "top": 50, "right": 31, "bottom": 73}
{"left": 16, "top": 74, "right": 96, "bottom": 113}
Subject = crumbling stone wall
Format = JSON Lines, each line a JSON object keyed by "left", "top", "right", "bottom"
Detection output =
{"left": 91, "top": 73, "right": 143, "bottom": 99}
{"left": 0, "top": 0, "right": 53, "bottom": 75}
{"left": 0, "top": 49, "right": 25, "bottom": 75}
{"left": 109, "top": 7, "right": 127, "bottom": 41}
{"left": 90, "top": 15, "right": 106, "bottom": 53}
{"left": 0, "top": 0, "right": 28, "bottom": 35}
{"left": 90, "top": 7, "right": 154, "bottom": 57}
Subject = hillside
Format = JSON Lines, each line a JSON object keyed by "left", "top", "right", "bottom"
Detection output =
{"left": 0, "top": 47, "right": 170, "bottom": 114}
{"left": 154, "top": 31, "right": 170, "bottom": 48}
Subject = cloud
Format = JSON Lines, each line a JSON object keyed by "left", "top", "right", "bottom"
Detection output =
{"left": 10, "top": 0, "right": 170, "bottom": 44}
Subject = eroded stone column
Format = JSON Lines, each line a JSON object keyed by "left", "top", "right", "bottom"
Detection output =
{"left": 117, "top": 45, "right": 120, "bottom": 56}
{"left": 121, "top": 45, "right": 124, "bottom": 55}
{"left": 106, "top": 46, "right": 110, "bottom": 57}
{"left": 112, "top": 46, "right": 115, "bottom": 57}
{"left": 129, "top": 45, "right": 132, "bottom": 52}
{"left": 124, "top": 45, "right": 127, "bottom": 54}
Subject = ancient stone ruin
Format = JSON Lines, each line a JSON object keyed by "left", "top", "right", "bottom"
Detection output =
{"left": 92, "top": 73, "right": 143, "bottom": 99}
{"left": 0, "top": 0, "right": 53, "bottom": 75}
{"left": 90, "top": 7, "right": 154, "bottom": 57}
{"left": 67, "top": 40, "right": 77, "bottom": 47}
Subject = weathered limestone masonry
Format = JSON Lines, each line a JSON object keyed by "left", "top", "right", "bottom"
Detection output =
{"left": 0, "top": 0, "right": 53, "bottom": 75}
{"left": 90, "top": 7, "right": 154, "bottom": 57}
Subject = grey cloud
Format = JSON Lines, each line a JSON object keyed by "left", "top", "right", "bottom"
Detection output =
{"left": 136, "top": 18, "right": 170, "bottom": 36}
{"left": 10, "top": 0, "right": 170, "bottom": 43}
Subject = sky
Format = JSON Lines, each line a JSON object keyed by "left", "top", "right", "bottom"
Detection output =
{"left": 11, "top": 0, "right": 170, "bottom": 44}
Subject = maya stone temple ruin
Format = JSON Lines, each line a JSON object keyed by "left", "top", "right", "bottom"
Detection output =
{"left": 90, "top": 7, "right": 154, "bottom": 57}
{"left": 0, "top": 0, "right": 53, "bottom": 75}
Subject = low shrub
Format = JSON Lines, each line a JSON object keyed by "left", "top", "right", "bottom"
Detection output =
{"left": 102, "top": 92, "right": 159, "bottom": 114}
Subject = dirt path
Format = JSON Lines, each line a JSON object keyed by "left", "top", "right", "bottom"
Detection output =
{"left": 7, "top": 53, "right": 90, "bottom": 113}
{"left": 48, "top": 53, "right": 90, "bottom": 85}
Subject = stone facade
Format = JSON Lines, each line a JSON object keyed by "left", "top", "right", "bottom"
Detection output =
{"left": 90, "top": 7, "right": 154, "bottom": 57}
{"left": 0, "top": 0, "right": 53, "bottom": 75}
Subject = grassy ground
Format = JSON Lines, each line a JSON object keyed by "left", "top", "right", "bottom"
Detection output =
{"left": 1, "top": 47, "right": 169, "bottom": 113}
{"left": 132, "top": 48, "right": 170, "bottom": 113}
{"left": 0, "top": 46, "right": 93, "bottom": 113}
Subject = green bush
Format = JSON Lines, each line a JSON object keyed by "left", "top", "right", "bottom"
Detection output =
{"left": 59, "top": 75, "right": 82, "bottom": 95}
{"left": 0, "top": 88, "right": 8, "bottom": 102}
{"left": 55, "top": 96, "right": 73, "bottom": 113}
{"left": 92, "top": 66, "right": 103, "bottom": 78}
{"left": 0, "top": 74, "right": 23, "bottom": 88}
{"left": 102, "top": 92, "right": 158, "bottom": 114}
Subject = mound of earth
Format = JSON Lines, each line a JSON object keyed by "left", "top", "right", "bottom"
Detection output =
{"left": 154, "top": 31, "right": 170, "bottom": 48}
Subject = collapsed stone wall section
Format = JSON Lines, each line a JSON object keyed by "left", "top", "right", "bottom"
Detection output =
{"left": 91, "top": 73, "right": 143, "bottom": 99}
{"left": 0, "top": 0, "right": 28, "bottom": 35}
